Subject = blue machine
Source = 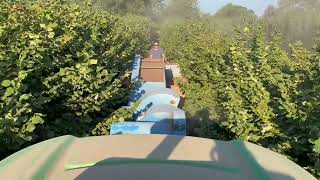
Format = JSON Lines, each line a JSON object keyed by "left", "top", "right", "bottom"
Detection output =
{"left": 110, "top": 55, "right": 187, "bottom": 135}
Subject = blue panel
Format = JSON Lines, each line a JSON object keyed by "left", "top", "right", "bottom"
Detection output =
{"left": 110, "top": 121, "right": 172, "bottom": 135}
{"left": 138, "top": 112, "right": 172, "bottom": 122}
{"left": 110, "top": 108, "right": 187, "bottom": 136}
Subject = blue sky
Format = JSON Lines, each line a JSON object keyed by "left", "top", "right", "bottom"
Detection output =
{"left": 199, "top": 0, "right": 278, "bottom": 16}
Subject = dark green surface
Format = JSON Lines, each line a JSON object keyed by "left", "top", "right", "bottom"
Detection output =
{"left": 30, "top": 136, "right": 75, "bottom": 180}
{"left": 65, "top": 159, "right": 240, "bottom": 174}
{"left": 231, "top": 140, "right": 271, "bottom": 180}
{"left": 0, "top": 137, "right": 59, "bottom": 172}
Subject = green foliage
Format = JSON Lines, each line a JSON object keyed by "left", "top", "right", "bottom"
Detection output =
{"left": 0, "top": 0, "right": 150, "bottom": 159}
{"left": 314, "top": 138, "right": 320, "bottom": 154}
{"left": 162, "top": 21, "right": 320, "bottom": 177}
{"left": 312, "top": 137, "right": 320, "bottom": 177}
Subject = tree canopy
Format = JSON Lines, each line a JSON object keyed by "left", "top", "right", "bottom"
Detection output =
{"left": 209, "top": 4, "right": 257, "bottom": 34}
{"left": 263, "top": 0, "right": 320, "bottom": 48}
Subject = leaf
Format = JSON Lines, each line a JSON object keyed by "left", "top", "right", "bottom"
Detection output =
{"left": 80, "top": 67, "right": 90, "bottom": 74}
{"left": 4, "top": 87, "right": 14, "bottom": 97}
{"left": 26, "top": 123, "right": 36, "bottom": 132}
{"left": 314, "top": 138, "right": 320, "bottom": 154}
{"left": 248, "top": 135, "right": 261, "bottom": 142}
{"left": 47, "top": 27, "right": 53, "bottom": 32}
{"left": 62, "top": 77, "right": 68, "bottom": 82}
{"left": 18, "top": 71, "right": 28, "bottom": 80}
{"left": 48, "top": 32, "right": 55, "bottom": 39}
{"left": 30, "top": 40, "right": 37, "bottom": 46}
{"left": 119, "top": 117, "right": 125, "bottom": 121}
{"left": 40, "top": 24, "right": 46, "bottom": 28}
{"left": 221, "top": 121, "right": 229, "bottom": 126}
{"left": 1, "top": 80, "right": 11, "bottom": 87}
{"left": 19, "top": 94, "right": 31, "bottom": 101}
{"left": 19, "top": 51, "right": 27, "bottom": 62}
{"left": 28, "top": 34, "right": 40, "bottom": 39}
{"left": 31, "top": 115, "right": 44, "bottom": 124}
{"left": 89, "top": 59, "right": 98, "bottom": 65}
{"left": 94, "top": 93, "right": 99, "bottom": 100}
{"left": 48, "top": 22, "right": 58, "bottom": 28}
{"left": 62, "top": 35, "right": 73, "bottom": 43}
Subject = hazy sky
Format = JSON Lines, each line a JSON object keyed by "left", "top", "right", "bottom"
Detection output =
{"left": 199, "top": 0, "right": 279, "bottom": 16}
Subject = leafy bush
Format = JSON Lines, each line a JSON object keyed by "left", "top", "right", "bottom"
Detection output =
{"left": 92, "top": 100, "right": 141, "bottom": 135}
{"left": 162, "top": 21, "right": 320, "bottom": 177}
{"left": 0, "top": 0, "right": 151, "bottom": 159}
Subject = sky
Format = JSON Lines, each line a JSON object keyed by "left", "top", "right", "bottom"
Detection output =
{"left": 199, "top": 0, "right": 279, "bottom": 16}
